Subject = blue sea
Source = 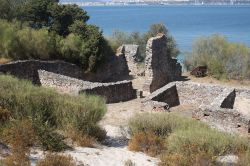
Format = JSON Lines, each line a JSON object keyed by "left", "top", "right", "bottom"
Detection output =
{"left": 83, "top": 5, "right": 250, "bottom": 54}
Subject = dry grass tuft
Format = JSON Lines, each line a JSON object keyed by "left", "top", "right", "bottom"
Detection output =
{"left": 36, "top": 153, "right": 77, "bottom": 166}
{"left": 2, "top": 119, "right": 35, "bottom": 166}
{"left": 0, "top": 107, "right": 11, "bottom": 124}
{"left": 128, "top": 132, "right": 164, "bottom": 157}
{"left": 67, "top": 128, "right": 95, "bottom": 147}
{"left": 0, "top": 58, "right": 11, "bottom": 64}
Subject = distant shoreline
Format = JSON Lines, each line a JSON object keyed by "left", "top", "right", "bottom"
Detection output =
{"left": 60, "top": 3, "right": 250, "bottom": 7}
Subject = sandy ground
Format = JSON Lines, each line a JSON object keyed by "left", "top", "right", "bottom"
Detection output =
{"left": 184, "top": 73, "right": 250, "bottom": 88}
{"left": 29, "top": 124, "right": 159, "bottom": 166}
{"left": 29, "top": 96, "right": 159, "bottom": 166}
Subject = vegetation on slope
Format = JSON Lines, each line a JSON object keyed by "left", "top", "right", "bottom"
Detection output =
{"left": 0, "top": 75, "right": 106, "bottom": 164}
{"left": 128, "top": 113, "right": 250, "bottom": 165}
{"left": 107, "top": 23, "right": 180, "bottom": 61}
{"left": 184, "top": 34, "right": 250, "bottom": 80}
{"left": 0, "top": 0, "right": 113, "bottom": 72}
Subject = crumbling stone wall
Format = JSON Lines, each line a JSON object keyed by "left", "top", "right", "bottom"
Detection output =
{"left": 117, "top": 44, "right": 140, "bottom": 76}
{"left": 142, "top": 81, "right": 250, "bottom": 133}
{"left": 143, "top": 34, "right": 182, "bottom": 93}
{"left": 0, "top": 60, "right": 85, "bottom": 84}
{"left": 81, "top": 81, "right": 137, "bottom": 103}
{"left": 194, "top": 106, "right": 250, "bottom": 134}
{"left": 176, "top": 82, "right": 226, "bottom": 106}
{"left": 39, "top": 70, "right": 136, "bottom": 103}
{"left": 38, "top": 70, "right": 92, "bottom": 94}
{"left": 0, "top": 57, "right": 130, "bottom": 84}
{"left": 142, "top": 83, "right": 180, "bottom": 108}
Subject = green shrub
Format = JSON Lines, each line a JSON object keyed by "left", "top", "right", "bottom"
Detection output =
{"left": 129, "top": 113, "right": 208, "bottom": 137}
{"left": 0, "top": 19, "right": 113, "bottom": 72}
{"left": 0, "top": 0, "right": 114, "bottom": 72}
{"left": 0, "top": 75, "right": 107, "bottom": 150}
{"left": 108, "top": 23, "right": 179, "bottom": 61}
{"left": 166, "top": 128, "right": 249, "bottom": 156}
{"left": 129, "top": 113, "right": 250, "bottom": 165}
{"left": 184, "top": 34, "right": 250, "bottom": 80}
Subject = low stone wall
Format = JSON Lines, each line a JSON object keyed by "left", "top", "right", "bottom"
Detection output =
{"left": 38, "top": 70, "right": 92, "bottom": 94}
{"left": 176, "top": 81, "right": 225, "bottom": 106}
{"left": 0, "top": 60, "right": 85, "bottom": 84}
{"left": 142, "top": 82, "right": 180, "bottom": 111}
{"left": 195, "top": 106, "right": 250, "bottom": 134}
{"left": 39, "top": 70, "right": 137, "bottom": 103}
{"left": 81, "top": 81, "right": 137, "bottom": 103}
{"left": 215, "top": 89, "right": 236, "bottom": 109}
{"left": 141, "top": 81, "right": 250, "bottom": 133}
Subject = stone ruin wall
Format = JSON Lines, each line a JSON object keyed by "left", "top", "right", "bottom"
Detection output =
{"left": 176, "top": 82, "right": 227, "bottom": 106}
{"left": 80, "top": 81, "right": 136, "bottom": 103}
{"left": 0, "top": 57, "right": 130, "bottom": 84}
{"left": 142, "top": 81, "right": 250, "bottom": 134}
{"left": 0, "top": 60, "right": 85, "bottom": 84}
{"left": 0, "top": 60, "right": 133, "bottom": 103}
{"left": 142, "top": 82, "right": 180, "bottom": 111}
{"left": 38, "top": 70, "right": 136, "bottom": 103}
{"left": 117, "top": 44, "right": 140, "bottom": 76}
{"left": 143, "top": 34, "right": 182, "bottom": 93}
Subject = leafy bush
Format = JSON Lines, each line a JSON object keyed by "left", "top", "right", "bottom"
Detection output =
{"left": 0, "top": 75, "right": 107, "bottom": 150}
{"left": 36, "top": 153, "right": 76, "bottom": 166}
{"left": 128, "top": 113, "right": 250, "bottom": 165}
{"left": 128, "top": 132, "right": 164, "bottom": 156}
{"left": 184, "top": 34, "right": 250, "bottom": 80}
{"left": 0, "top": 19, "right": 113, "bottom": 72}
{"left": 0, "top": 0, "right": 114, "bottom": 72}
{"left": 108, "top": 23, "right": 179, "bottom": 61}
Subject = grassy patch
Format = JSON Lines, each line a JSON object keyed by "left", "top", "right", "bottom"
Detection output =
{"left": 0, "top": 75, "right": 107, "bottom": 151}
{"left": 128, "top": 113, "right": 250, "bottom": 165}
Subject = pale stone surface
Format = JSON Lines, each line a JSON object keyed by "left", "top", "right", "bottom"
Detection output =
{"left": 216, "top": 155, "right": 239, "bottom": 166}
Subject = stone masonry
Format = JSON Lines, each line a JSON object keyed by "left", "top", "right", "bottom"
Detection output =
{"left": 143, "top": 34, "right": 182, "bottom": 93}
{"left": 117, "top": 44, "right": 140, "bottom": 76}
{"left": 142, "top": 81, "right": 250, "bottom": 134}
{"left": 39, "top": 70, "right": 137, "bottom": 103}
{"left": 0, "top": 60, "right": 85, "bottom": 84}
